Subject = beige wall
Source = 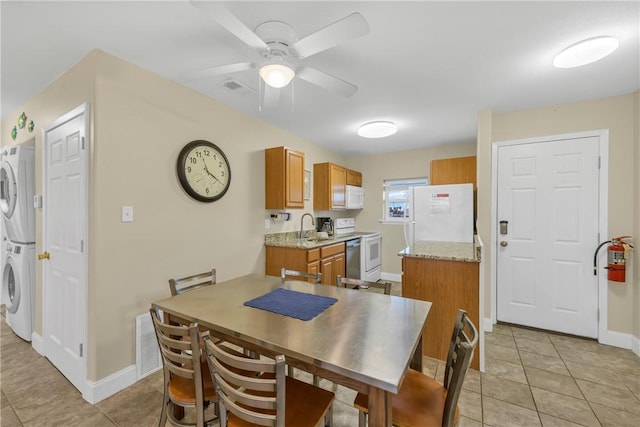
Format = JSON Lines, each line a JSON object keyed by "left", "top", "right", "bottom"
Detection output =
{"left": 2, "top": 50, "right": 347, "bottom": 381}
{"left": 477, "top": 93, "right": 638, "bottom": 336}
{"left": 348, "top": 143, "right": 477, "bottom": 275}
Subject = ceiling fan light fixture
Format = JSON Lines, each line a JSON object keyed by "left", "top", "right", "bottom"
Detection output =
{"left": 259, "top": 63, "right": 295, "bottom": 88}
{"left": 553, "top": 36, "right": 619, "bottom": 68}
{"left": 357, "top": 121, "right": 398, "bottom": 138}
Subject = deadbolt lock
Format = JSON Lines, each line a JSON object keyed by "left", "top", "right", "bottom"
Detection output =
{"left": 38, "top": 251, "right": 50, "bottom": 260}
{"left": 500, "top": 241, "right": 508, "bottom": 247}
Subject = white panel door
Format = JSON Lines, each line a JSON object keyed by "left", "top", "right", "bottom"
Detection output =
{"left": 43, "top": 107, "right": 87, "bottom": 392}
{"left": 497, "top": 136, "right": 599, "bottom": 338}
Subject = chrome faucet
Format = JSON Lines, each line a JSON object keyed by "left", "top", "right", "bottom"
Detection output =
{"left": 300, "top": 213, "right": 315, "bottom": 239}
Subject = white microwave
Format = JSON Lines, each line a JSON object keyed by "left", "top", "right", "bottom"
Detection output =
{"left": 345, "top": 185, "right": 364, "bottom": 209}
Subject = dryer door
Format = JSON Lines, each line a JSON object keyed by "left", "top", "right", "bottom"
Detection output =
{"left": 3, "top": 255, "right": 21, "bottom": 314}
{"left": 0, "top": 161, "right": 17, "bottom": 219}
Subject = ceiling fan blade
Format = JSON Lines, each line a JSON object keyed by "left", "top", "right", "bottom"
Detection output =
{"left": 190, "top": 0, "right": 268, "bottom": 51}
{"left": 297, "top": 66, "right": 358, "bottom": 97}
{"left": 292, "top": 12, "right": 369, "bottom": 59}
{"left": 182, "top": 62, "right": 256, "bottom": 80}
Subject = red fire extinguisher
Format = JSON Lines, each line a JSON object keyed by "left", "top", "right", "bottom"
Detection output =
{"left": 593, "top": 236, "right": 634, "bottom": 282}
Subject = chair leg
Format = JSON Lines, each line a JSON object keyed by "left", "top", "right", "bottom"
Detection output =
{"left": 158, "top": 400, "right": 167, "bottom": 427}
{"left": 358, "top": 410, "right": 367, "bottom": 427}
{"left": 288, "top": 365, "right": 294, "bottom": 377}
{"left": 325, "top": 403, "right": 334, "bottom": 427}
{"left": 313, "top": 375, "right": 320, "bottom": 387}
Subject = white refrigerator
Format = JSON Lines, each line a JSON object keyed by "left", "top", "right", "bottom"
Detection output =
{"left": 404, "top": 183, "right": 474, "bottom": 246}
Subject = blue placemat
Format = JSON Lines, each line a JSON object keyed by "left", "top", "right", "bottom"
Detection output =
{"left": 243, "top": 288, "right": 338, "bottom": 321}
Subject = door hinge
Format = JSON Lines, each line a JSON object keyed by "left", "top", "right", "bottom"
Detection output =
{"left": 81, "top": 136, "right": 85, "bottom": 150}
{"left": 597, "top": 309, "right": 600, "bottom": 322}
{"left": 80, "top": 240, "right": 84, "bottom": 252}
{"left": 598, "top": 156, "right": 601, "bottom": 169}
{"left": 80, "top": 343, "right": 83, "bottom": 357}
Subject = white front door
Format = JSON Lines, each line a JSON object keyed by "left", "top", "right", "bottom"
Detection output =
{"left": 43, "top": 105, "right": 88, "bottom": 392}
{"left": 496, "top": 135, "right": 600, "bottom": 338}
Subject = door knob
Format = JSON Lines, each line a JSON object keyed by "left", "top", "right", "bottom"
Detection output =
{"left": 38, "top": 251, "right": 50, "bottom": 260}
{"left": 500, "top": 241, "right": 508, "bottom": 247}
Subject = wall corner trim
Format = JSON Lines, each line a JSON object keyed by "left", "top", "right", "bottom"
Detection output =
{"left": 83, "top": 365, "right": 137, "bottom": 404}
{"left": 631, "top": 335, "right": 640, "bottom": 357}
{"left": 31, "top": 332, "right": 44, "bottom": 355}
{"left": 483, "top": 317, "right": 494, "bottom": 333}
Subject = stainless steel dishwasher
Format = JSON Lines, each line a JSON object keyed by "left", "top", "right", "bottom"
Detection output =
{"left": 345, "top": 238, "right": 361, "bottom": 279}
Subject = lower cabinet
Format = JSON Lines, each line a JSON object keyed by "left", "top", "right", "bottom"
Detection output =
{"left": 266, "top": 243, "right": 345, "bottom": 286}
{"left": 402, "top": 256, "right": 480, "bottom": 370}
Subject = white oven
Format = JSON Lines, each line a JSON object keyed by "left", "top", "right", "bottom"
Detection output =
{"left": 361, "top": 233, "right": 382, "bottom": 282}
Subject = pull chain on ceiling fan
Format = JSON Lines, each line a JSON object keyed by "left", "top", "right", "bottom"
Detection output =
{"left": 186, "top": 1, "right": 369, "bottom": 100}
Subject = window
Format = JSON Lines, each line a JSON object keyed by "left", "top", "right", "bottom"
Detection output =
{"left": 382, "top": 178, "right": 428, "bottom": 222}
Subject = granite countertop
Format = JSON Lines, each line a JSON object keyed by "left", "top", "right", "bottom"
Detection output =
{"left": 265, "top": 231, "right": 375, "bottom": 249}
{"left": 399, "top": 237, "right": 482, "bottom": 263}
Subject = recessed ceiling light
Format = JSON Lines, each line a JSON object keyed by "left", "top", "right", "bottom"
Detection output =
{"left": 357, "top": 121, "right": 398, "bottom": 138}
{"left": 553, "top": 36, "right": 619, "bottom": 68}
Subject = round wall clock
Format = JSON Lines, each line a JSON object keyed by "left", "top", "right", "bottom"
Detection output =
{"left": 176, "top": 140, "right": 231, "bottom": 202}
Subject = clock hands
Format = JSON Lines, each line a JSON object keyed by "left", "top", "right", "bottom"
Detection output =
{"left": 202, "top": 158, "right": 223, "bottom": 185}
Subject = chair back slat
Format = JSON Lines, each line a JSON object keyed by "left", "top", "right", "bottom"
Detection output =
{"left": 204, "top": 335, "right": 286, "bottom": 427}
{"left": 150, "top": 309, "right": 202, "bottom": 381}
{"left": 280, "top": 267, "right": 322, "bottom": 284}
{"left": 337, "top": 275, "right": 392, "bottom": 295}
{"left": 169, "top": 268, "right": 216, "bottom": 296}
{"left": 442, "top": 309, "right": 478, "bottom": 427}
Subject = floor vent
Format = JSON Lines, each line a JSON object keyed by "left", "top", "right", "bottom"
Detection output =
{"left": 136, "top": 312, "right": 161, "bottom": 379}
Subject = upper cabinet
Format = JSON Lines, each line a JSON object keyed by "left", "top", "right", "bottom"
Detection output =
{"left": 346, "top": 169, "right": 362, "bottom": 187}
{"left": 313, "top": 162, "right": 347, "bottom": 210}
{"left": 265, "top": 146, "right": 305, "bottom": 209}
{"left": 430, "top": 156, "right": 477, "bottom": 186}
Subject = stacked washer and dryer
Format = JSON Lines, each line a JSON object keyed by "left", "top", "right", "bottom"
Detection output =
{"left": 1, "top": 142, "right": 36, "bottom": 341}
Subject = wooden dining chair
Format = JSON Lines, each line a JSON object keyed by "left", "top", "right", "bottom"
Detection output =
{"left": 203, "top": 333, "right": 335, "bottom": 427}
{"left": 280, "top": 267, "right": 322, "bottom": 284}
{"left": 353, "top": 309, "right": 478, "bottom": 427}
{"left": 169, "top": 268, "right": 217, "bottom": 296}
{"left": 150, "top": 308, "right": 217, "bottom": 427}
{"left": 336, "top": 275, "right": 392, "bottom": 295}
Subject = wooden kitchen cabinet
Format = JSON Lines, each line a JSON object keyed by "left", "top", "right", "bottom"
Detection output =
{"left": 430, "top": 156, "right": 476, "bottom": 186}
{"left": 319, "top": 242, "right": 345, "bottom": 286}
{"left": 265, "top": 147, "right": 305, "bottom": 209}
{"left": 402, "top": 256, "right": 480, "bottom": 369}
{"left": 265, "top": 242, "right": 345, "bottom": 286}
{"left": 346, "top": 169, "right": 362, "bottom": 187}
{"left": 313, "top": 163, "right": 346, "bottom": 210}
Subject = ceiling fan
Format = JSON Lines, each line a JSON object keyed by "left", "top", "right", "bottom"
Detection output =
{"left": 186, "top": 1, "right": 369, "bottom": 101}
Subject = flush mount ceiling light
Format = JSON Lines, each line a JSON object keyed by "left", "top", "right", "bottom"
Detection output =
{"left": 553, "top": 36, "right": 620, "bottom": 68}
{"left": 357, "top": 121, "right": 398, "bottom": 138}
{"left": 259, "top": 63, "right": 295, "bottom": 88}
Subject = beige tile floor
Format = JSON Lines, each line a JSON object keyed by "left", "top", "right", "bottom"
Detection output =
{"left": 2, "top": 293, "right": 640, "bottom": 426}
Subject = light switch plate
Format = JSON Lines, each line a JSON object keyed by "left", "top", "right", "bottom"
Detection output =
{"left": 122, "top": 206, "right": 133, "bottom": 222}
{"left": 264, "top": 219, "right": 271, "bottom": 230}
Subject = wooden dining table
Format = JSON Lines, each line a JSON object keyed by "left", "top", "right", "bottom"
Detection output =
{"left": 151, "top": 274, "right": 431, "bottom": 427}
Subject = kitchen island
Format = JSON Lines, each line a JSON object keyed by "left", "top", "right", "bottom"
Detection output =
{"left": 400, "top": 237, "right": 483, "bottom": 370}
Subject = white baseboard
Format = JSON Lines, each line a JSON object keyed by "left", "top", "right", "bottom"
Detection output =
{"left": 381, "top": 272, "right": 402, "bottom": 283}
{"left": 484, "top": 317, "right": 494, "bottom": 333}
{"left": 599, "top": 330, "right": 633, "bottom": 350}
{"left": 29, "top": 332, "right": 140, "bottom": 404}
{"left": 31, "top": 331, "right": 44, "bottom": 355}
{"left": 631, "top": 335, "right": 640, "bottom": 357}
{"left": 83, "top": 365, "right": 137, "bottom": 404}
